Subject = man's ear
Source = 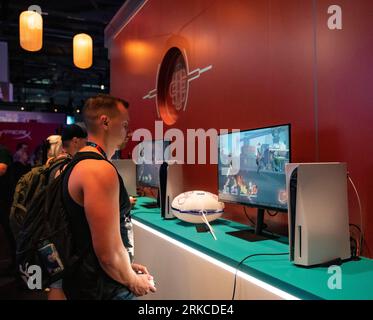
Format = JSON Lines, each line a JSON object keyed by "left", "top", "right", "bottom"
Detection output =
{"left": 100, "top": 115, "right": 109, "bottom": 128}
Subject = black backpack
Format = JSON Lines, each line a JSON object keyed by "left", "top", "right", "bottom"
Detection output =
{"left": 10, "top": 156, "right": 70, "bottom": 240}
{"left": 15, "top": 153, "right": 102, "bottom": 289}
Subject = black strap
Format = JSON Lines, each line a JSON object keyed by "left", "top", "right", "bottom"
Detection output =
{"left": 46, "top": 156, "right": 72, "bottom": 182}
{"left": 62, "top": 152, "right": 107, "bottom": 174}
{"left": 86, "top": 142, "right": 108, "bottom": 160}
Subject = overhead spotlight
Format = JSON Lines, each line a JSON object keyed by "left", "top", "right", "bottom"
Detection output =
{"left": 21, "top": 107, "right": 25, "bottom": 111}
{"left": 76, "top": 109, "right": 81, "bottom": 114}
{"left": 54, "top": 108, "right": 58, "bottom": 113}
{"left": 100, "top": 85, "right": 105, "bottom": 90}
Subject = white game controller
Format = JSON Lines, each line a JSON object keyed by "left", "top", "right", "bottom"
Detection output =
{"left": 137, "top": 271, "right": 156, "bottom": 288}
{"left": 149, "top": 278, "right": 156, "bottom": 287}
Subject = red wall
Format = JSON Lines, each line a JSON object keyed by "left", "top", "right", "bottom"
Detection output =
{"left": 109, "top": 0, "right": 373, "bottom": 257}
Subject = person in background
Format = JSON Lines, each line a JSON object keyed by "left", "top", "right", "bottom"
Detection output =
{"left": 13, "top": 143, "right": 29, "bottom": 162}
{"left": 42, "top": 135, "right": 69, "bottom": 186}
{"left": 30, "top": 144, "right": 44, "bottom": 168}
{"left": 12, "top": 143, "right": 31, "bottom": 184}
{"left": 44, "top": 135, "right": 64, "bottom": 165}
{"left": 46, "top": 125, "right": 88, "bottom": 186}
{"left": 30, "top": 135, "right": 65, "bottom": 169}
{"left": 0, "top": 144, "right": 16, "bottom": 272}
{"left": 61, "top": 124, "right": 88, "bottom": 157}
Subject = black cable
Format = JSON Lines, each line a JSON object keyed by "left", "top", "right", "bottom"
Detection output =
{"left": 349, "top": 223, "right": 364, "bottom": 255}
{"left": 350, "top": 236, "right": 358, "bottom": 258}
{"left": 232, "top": 252, "right": 289, "bottom": 300}
{"left": 243, "top": 206, "right": 256, "bottom": 226}
{"left": 349, "top": 223, "right": 361, "bottom": 234}
{"left": 347, "top": 174, "right": 364, "bottom": 255}
{"left": 266, "top": 210, "right": 279, "bottom": 217}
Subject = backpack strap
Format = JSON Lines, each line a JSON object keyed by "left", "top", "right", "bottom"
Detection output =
{"left": 48, "top": 156, "right": 71, "bottom": 172}
{"left": 46, "top": 156, "right": 72, "bottom": 183}
{"left": 67, "top": 151, "right": 107, "bottom": 166}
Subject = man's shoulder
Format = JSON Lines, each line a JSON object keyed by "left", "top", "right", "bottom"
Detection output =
{"left": 70, "top": 159, "right": 119, "bottom": 192}
{"left": 72, "top": 157, "right": 117, "bottom": 178}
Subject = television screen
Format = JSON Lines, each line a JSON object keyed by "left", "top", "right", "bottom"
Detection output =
{"left": 66, "top": 115, "right": 75, "bottom": 125}
{"left": 218, "top": 124, "right": 291, "bottom": 211}
{"left": 136, "top": 140, "right": 170, "bottom": 188}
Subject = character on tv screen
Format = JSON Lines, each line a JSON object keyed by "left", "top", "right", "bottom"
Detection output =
{"left": 223, "top": 155, "right": 238, "bottom": 194}
{"left": 256, "top": 143, "right": 264, "bottom": 173}
{"left": 245, "top": 181, "right": 258, "bottom": 198}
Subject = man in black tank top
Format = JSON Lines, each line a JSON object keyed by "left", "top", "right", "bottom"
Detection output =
{"left": 62, "top": 94, "right": 156, "bottom": 300}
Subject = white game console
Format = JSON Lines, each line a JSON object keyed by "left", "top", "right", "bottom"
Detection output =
{"left": 159, "top": 162, "right": 184, "bottom": 219}
{"left": 286, "top": 163, "right": 351, "bottom": 267}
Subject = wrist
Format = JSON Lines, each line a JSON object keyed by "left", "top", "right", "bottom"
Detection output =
{"left": 125, "top": 270, "right": 138, "bottom": 288}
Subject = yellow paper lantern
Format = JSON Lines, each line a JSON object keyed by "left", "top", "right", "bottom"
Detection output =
{"left": 19, "top": 11, "right": 43, "bottom": 52}
{"left": 73, "top": 33, "right": 93, "bottom": 69}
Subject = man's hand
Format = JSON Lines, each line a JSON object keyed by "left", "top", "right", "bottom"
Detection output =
{"left": 132, "top": 263, "right": 149, "bottom": 275}
{"left": 129, "top": 264, "right": 156, "bottom": 296}
{"left": 129, "top": 196, "right": 137, "bottom": 206}
{"left": 129, "top": 273, "right": 156, "bottom": 296}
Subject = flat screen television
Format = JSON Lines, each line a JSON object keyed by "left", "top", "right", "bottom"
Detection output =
{"left": 218, "top": 124, "right": 291, "bottom": 241}
{"left": 136, "top": 139, "right": 171, "bottom": 188}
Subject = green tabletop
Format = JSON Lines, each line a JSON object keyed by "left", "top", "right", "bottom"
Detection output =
{"left": 131, "top": 197, "right": 373, "bottom": 300}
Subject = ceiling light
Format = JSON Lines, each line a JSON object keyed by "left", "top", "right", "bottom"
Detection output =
{"left": 19, "top": 10, "right": 43, "bottom": 51}
{"left": 73, "top": 33, "right": 93, "bottom": 69}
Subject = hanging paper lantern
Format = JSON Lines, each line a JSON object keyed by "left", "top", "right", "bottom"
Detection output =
{"left": 73, "top": 33, "right": 93, "bottom": 69}
{"left": 19, "top": 10, "right": 43, "bottom": 52}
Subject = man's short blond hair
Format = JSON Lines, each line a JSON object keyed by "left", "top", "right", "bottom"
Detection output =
{"left": 83, "top": 94, "right": 129, "bottom": 134}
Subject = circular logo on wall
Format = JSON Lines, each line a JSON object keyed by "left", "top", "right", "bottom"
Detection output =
{"left": 169, "top": 57, "right": 188, "bottom": 112}
{"left": 143, "top": 47, "right": 212, "bottom": 126}
{"left": 157, "top": 48, "right": 189, "bottom": 125}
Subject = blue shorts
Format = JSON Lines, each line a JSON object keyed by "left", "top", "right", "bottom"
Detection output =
{"left": 112, "top": 289, "right": 135, "bottom": 300}
{"left": 50, "top": 279, "right": 63, "bottom": 289}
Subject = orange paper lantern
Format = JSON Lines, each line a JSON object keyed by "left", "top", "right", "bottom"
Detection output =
{"left": 73, "top": 33, "right": 93, "bottom": 69}
{"left": 19, "top": 11, "right": 43, "bottom": 52}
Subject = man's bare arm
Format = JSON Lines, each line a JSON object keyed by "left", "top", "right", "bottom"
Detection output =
{"left": 73, "top": 160, "right": 154, "bottom": 296}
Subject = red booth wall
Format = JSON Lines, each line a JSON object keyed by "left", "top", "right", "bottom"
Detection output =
{"left": 109, "top": 0, "right": 373, "bottom": 257}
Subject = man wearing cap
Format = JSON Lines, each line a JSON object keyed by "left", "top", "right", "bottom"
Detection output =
{"left": 46, "top": 125, "right": 87, "bottom": 185}
{"left": 61, "top": 124, "right": 88, "bottom": 157}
